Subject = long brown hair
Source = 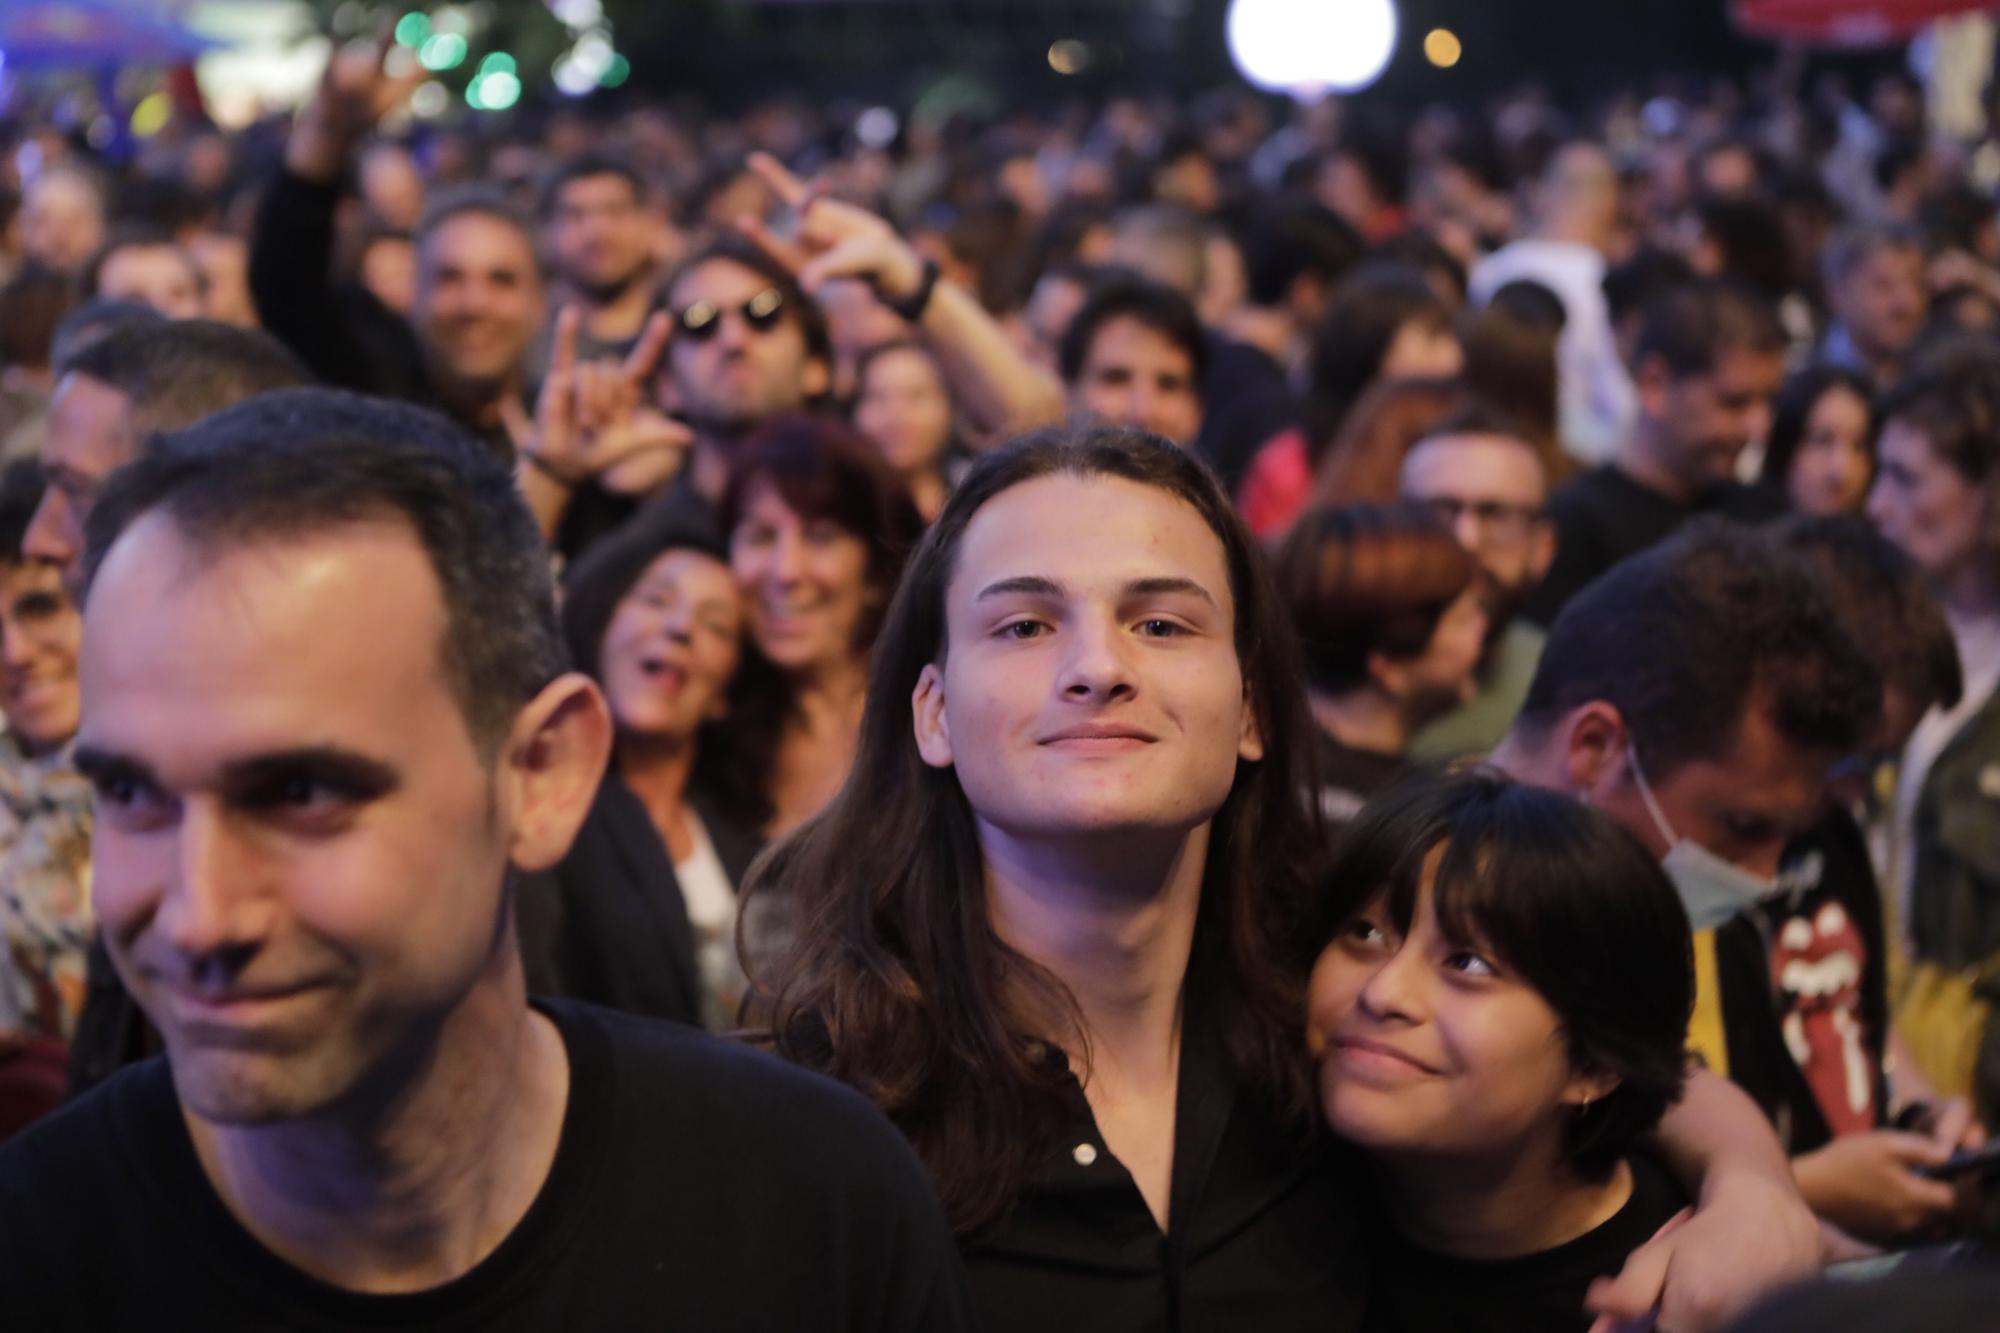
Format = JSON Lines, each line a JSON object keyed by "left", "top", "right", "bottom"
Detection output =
{"left": 746, "top": 425, "right": 1325, "bottom": 1234}
{"left": 1308, "top": 376, "right": 1464, "bottom": 508}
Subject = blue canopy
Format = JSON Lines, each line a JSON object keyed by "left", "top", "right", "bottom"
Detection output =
{"left": 0, "top": 0, "right": 217, "bottom": 70}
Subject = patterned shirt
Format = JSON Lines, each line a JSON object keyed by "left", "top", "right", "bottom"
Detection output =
{"left": 0, "top": 734, "right": 93, "bottom": 1038}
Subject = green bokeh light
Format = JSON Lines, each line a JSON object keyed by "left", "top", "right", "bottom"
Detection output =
{"left": 419, "top": 32, "right": 468, "bottom": 71}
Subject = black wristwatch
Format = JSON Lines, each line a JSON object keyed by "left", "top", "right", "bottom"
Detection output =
{"left": 882, "top": 258, "right": 941, "bottom": 323}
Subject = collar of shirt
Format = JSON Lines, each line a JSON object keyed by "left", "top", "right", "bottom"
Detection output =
{"left": 964, "top": 981, "right": 1322, "bottom": 1273}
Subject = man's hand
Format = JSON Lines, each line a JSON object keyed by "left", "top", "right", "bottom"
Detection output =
{"left": 736, "top": 152, "right": 928, "bottom": 306}
{"left": 516, "top": 304, "right": 681, "bottom": 493}
{"left": 1791, "top": 1130, "right": 1958, "bottom": 1242}
{"left": 1586, "top": 1169, "right": 1820, "bottom": 1333}
{"left": 288, "top": 23, "right": 428, "bottom": 183}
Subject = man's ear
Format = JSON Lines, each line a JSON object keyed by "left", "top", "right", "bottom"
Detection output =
{"left": 1560, "top": 701, "right": 1629, "bottom": 798}
{"left": 1634, "top": 354, "right": 1674, "bottom": 422}
{"left": 1528, "top": 516, "right": 1558, "bottom": 585}
{"left": 1364, "top": 649, "right": 1409, "bottom": 704}
{"left": 912, "top": 662, "right": 953, "bottom": 769}
{"left": 802, "top": 353, "right": 832, "bottom": 401}
{"left": 500, "top": 673, "right": 614, "bottom": 874}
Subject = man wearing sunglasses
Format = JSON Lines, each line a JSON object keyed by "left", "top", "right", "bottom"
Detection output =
{"left": 250, "top": 28, "right": 546, "bottom": 460}
{"left": 655, "top": 238, "right": 836, "bottom": 504}
{"left": 1396, "top": 403, "right": 1558, "bottom": 760}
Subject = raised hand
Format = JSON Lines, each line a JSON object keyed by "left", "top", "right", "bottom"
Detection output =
{"left": 736, "top": 151, "right": 928, "bottom": 307}
{"left": 288, "top": 22, "right": 430, "bottom": 182}
{"left": 520, "top": 305, "right": 682, "bottom": 492}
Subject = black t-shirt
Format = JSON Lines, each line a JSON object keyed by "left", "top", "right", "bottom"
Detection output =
{"left": 1365, "top": 1153, "right": 1689, "bottom": 1333}
{"left": 0, "top": 999, "right": 972, "bottom": 1332}
{"left": 1714, "top": 809, "right": 1892, "bottom": 1154}
{"left": 1197, "top": 334, "right": 1296, "bottom": 493}
{"left": 1315, "top": 732, "right": 1414, "bottom": 830}
{"left": 1525, "top": 465, "right": 1784, "bottom": 626}
{"left": 962, "top": 985, "right": 1371, "bottom": 1333}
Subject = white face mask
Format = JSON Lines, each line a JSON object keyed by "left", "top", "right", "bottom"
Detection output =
{"left": 1626, "top": 743, "right": 1779, "bottom": 930}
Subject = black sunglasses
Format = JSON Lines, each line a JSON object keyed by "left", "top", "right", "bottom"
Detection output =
{"left": 675, "top": 288, "right": 788, "bottom": 341}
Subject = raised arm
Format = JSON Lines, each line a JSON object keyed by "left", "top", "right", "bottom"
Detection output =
{"left": 739, "top": 152, "right": 1063, "bottom": 441}
{"left": 250, "top": 27, "right": 427, "bottom": 394}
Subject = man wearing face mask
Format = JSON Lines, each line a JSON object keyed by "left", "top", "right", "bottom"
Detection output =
{"left": 1488, "top": 521, "right": 1989, "bottom": 1243}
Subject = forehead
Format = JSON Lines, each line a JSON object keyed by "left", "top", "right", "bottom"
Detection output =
{"left": 421, "top": 213, "right": 538, "bottom": 272}
{"left": 866, "top": 345, "right": 941, "bottom": 384}
{"left": 1877, "top": 418, "right": 1954, "bottom": 474}
{"left": 1710, "top": 346, "right": 1785, "bottom": 389}
{"left": 1402, "top": 433, "right": 1545, "bottom": 495}
{"left": 671, "top": 257, "right": 778, "bottom": 307}
{"left": 0, "top": 558, "right": 62, "bottom": 600}
{"left": 557, "top": 172, "right": 640, "bottom": 208}
{"left": 30, "top": 176, "right": 96, "bottom": 212}
{"left": 80, "top": 513, "right": 466, "bottom": 766}
{"left": 1658, "top": 702, "right": 1827, "bottom": 815}
{"left": 102, "top": 245, "right": 195, "bottom": 280}
{"left": 1085, "top": 316, "right": 1194, "bottom": 371}
{"left": 46, "top": 373, "right": 134, "bottom": 473}
{"left": 631, "top": 547, "right": 736, "bottom": 596}
{"left": 949, "top": 473, "right": 1233, "bottom": 610}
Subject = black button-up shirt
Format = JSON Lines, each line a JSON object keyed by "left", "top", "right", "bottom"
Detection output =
{"left": 962, "top": 995, "right": 1371, "bottom": 1333}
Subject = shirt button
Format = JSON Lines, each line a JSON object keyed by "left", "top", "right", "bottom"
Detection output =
{"left": 1072, "top": 1143, "right": 1098, "bottom": 1166}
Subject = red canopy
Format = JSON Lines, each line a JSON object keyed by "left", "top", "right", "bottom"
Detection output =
{"left": 1735, "top": 0, "right": 2000, "bottom": 45}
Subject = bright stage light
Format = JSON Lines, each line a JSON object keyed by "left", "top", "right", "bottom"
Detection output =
{"left": 1226, "top": 0, "right": 1400, "bottom": 97}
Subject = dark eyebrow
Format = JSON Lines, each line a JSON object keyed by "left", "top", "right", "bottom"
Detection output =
{"left": 73, "top": 745, "right": 157, "bottom": 787}
{"left": 1126, "top": 576, "right": 1218, "bottom": 609}
{"left": 975, "top": 575, "right": 1067, "bottom": 602}
{"left": 219, "top": 749, "right": 401, "bottom": 799}
{"left": 72, "top": 745, "right": 401, "bottom": 799}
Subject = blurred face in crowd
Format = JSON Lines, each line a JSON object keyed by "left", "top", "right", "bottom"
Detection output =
{"left": 1869, "top": 417, "right": 1990, "bottom": 597}
{"left": 599, "top": 549, "right": 743, "bottom": 743}
{"left": 20, "top": 171, "right": 105, "bottom": 275}
{"left": 1379, "top": 587, "right": 1488, "bottom": 723}
{"left": 1071, "top": 316, "right": 1203, "bottom": 446}
{"left": 730, "top": 478, "right": 872, "bottom": 676}
{"left": 667, "top": 258, "right": 828, "bottom": 432}
{"left": 414, "top": 211, "right": 545, "bottom": 397}
{"left": 1400, "top": 432, "right": 1554, "bottom": 604}
{"left": 1319, "top": 153, "right": 1389, "bottom": 235}
{"left": 1699, "top": 146, "right": 1758, "bottom": 200}
{"left": 914, "top": 472, "right": 1262, "bottom": 841}
{"left": 1832, "top": 244, "right": 1924, "bottom": 366}
{"left": 1020, "top": 271, "right": 1090, "bottom": 373}
{"left": 549, "top": 172, "right": 654, "bottom": 301}
{"left": 1639, "top": 345, "right": 1785, "bottom": 493}
{"left": 76, "top": 516, "right": 563, "bottom": 1125}
{"left": 362, "top": 235, "right": 418, "bottom": 318}
{"left": 854, "top": 345, "right": 953, "bottom": 480}
{"left": 1379, "top": 318, "right": 1465, "bottom": 383}
{"left": 25, "top": 373, "right": 138, "bottom": 574}
{"left": 1307, "top": 871, "right": 1606, "bottom": 1163}
{"left": 818, "top": 281, "right": 908, "bottom": 401}
{"left": 1785, "top": 383, "right": 1874, "bottom": 518}
{"left": 1540, "top": 144, "right": 1618, "bottom": 247}
{"left": 189, "top": 232, "right": 257, "bottom": 328}
{"left": 359, "top": 144, "right": 425, "bottom": 233}
{"left": 0, "top": 557, "right": 81, "bottom": 755}
{"left": 97, "top": 243, "right": 204, "bottom": 321}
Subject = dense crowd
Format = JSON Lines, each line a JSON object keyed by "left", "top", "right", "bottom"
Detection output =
{"left": 1, "top": 26, "right": 2000, "bottom": 1330}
